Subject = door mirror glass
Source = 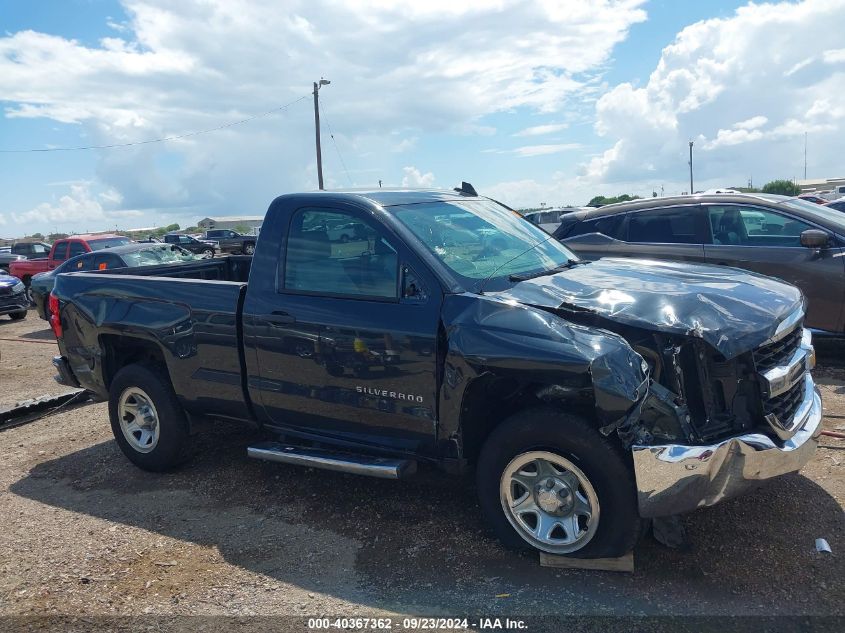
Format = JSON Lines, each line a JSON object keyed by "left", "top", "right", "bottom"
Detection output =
{"left": 800, "top": 229, "right": 829, "bottom": 248}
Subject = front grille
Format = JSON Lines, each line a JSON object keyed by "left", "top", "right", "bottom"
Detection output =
{"left": 0, "top": 285, "right": 10, "bottom": 296}
{"left": 762, "top": 379, "right": 804, "bottom": 423}
{"left": 753, "top": 325, "right": 802, "bottom": 373}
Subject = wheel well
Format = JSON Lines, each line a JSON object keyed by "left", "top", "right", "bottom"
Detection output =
{"left": 100, "top": 334, "right": 167, "bottom": 390}
{"left": 459, "top": 376, "right": 598, "bottom": 463}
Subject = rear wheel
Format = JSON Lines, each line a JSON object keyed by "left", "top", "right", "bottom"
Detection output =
{"left": 476, "top": 407, "right": 641, "bottom": 558}
{"left": 108, "top": 364, "right": 191, "bottom": 472}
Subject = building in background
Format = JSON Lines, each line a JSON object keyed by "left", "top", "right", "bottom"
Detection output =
{"left": 797, "top": 177, "right": 845, "bottom": 200}
{"left": 197, "top": 216, "right": 264, "bottom": 232}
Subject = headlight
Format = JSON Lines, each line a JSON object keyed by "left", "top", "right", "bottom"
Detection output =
{"left": 12, "top": 281, "right": 25, "bottom": 294}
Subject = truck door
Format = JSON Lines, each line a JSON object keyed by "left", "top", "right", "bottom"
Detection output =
{"left": 243, "top": 206, "right": 442, "bottom": 454}
{"left": 48, "top": 241, "right": 70, "bottom": 270}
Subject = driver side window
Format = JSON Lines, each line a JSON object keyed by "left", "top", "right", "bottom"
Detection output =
{"left": 284, "top": 209, "right": 398, "bottom": 299}
{"left": 708, "top": 206, "right": 813, "bottom": 247}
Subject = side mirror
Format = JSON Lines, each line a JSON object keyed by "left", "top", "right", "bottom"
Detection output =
{"left": 800, "top": 229, "right": 829, "bottom": 248}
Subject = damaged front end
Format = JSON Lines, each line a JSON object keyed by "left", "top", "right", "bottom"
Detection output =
{"left": 489, "top": 258, "right": 824, "bottom": 517}
{"left": 586, "top": 310, "right": 822, "bottom": 518}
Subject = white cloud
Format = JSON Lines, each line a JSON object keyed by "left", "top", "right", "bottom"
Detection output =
{"left": 0, "top": 0, "right": 648, "bottom": 235}
{"left": 589, "top": 0, "right": 845, "bottom": 186}
{"left": 513, "top": 143, "right": 581, "bottom": 157}
{"left": 392, "top": 136, "right": 418, "bottom": 153}
{"left": 734, "top": 116, "right": 768, "bottom": 130}
{"left": 9, "top": 183, "right": 151, "bottom": 233}
{"left": 14, "top": 184, "right": 107, "bottom": 225}
{"left": 401, "top": 166, "right": 435, "bottom": 187}
{"left": 823, "top": 48, "right": 845, "bottom": 63}
{"left": 513, "top": 123, "right": 569, "bottom": 136}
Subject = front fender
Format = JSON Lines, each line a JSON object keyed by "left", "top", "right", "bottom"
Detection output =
{"left": 439, "top": 294, "right": 646, "bottom": 441}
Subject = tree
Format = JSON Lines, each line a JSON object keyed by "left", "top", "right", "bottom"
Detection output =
{"left": 587, "top": 194, "right": 640, "bottom": 207}
{"left": 48, "top": 232, "right": 68, "bottom": 241}
{"left": 761, "top": 179, "right": 800, "bottom": 196}
{"left": 31, "top": 232, "right": 44, "bottom": 239}
{"left": 164, "top": 223, "right": 180, "bottom": 232}
{"left": 235, "top": 224, "right": 250, "bottom": 235}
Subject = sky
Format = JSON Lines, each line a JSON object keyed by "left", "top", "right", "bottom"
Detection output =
{"left": 0, "top": 0, "right": 844, "bottom": 236}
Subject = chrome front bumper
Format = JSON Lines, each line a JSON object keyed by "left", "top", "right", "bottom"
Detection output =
{"left": 632, "top": 374, "right": 823, "bottom": 518}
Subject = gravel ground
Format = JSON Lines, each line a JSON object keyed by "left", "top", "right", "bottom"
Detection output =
{"left": 0, "top": 311, "right": 74, "bottom": 409}
{"left": 0, "top": 314, "right": 842, "bottom": 622}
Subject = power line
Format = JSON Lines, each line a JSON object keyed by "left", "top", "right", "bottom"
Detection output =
{"left": 0, "top": 95, "right": 310, "bottom": 153}
{"left": 318, "top": 98, "right": 353, "bottom": 187}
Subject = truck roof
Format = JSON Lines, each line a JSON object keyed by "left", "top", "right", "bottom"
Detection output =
{"left": 298, "top": 187, "right": 481, "bottom": 207}
{"left": 60, "top": 233, "right": 124, "bottom": 241}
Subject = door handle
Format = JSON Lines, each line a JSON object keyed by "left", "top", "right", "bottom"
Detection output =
{"left": 264, "top": 312, "right": 296, "bottom": 325}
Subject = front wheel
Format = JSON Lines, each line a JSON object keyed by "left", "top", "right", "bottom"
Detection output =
{"left": 108, "top": 364, "right": 191, "bottom": 472}
{"left": 201, "top": 248, "right": 214, "bottom": 258}
{"left": 476, "top": 407, "right": 641, "bottom": 558}
{"left": 9, "top": 310, "right": 27, "bottom": 321}
{"left": 243, "top": 242, "right": 255, "bottom": 255}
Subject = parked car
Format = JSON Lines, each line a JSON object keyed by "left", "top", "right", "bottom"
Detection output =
{"left": 163, "top": 233, "right": 220, "bottom": 258}
{"left": 523, "top": 209, "right": 568, "bottom": 234}
{"left": 8, "top": 234, "right": 131, "bottom": 291}
{"left": 30, "top": 243, "right": 198, "bottom": 320}
{"left": 0, "top": 239, "right": 49, "bottom": 272}
{"left": 825, "top": 185, "right": 845, "bottom": 201}
{"left": 797, "top": 194, "right": 828, "bottom": 205}
{"left": 0, "top": 270, "right": 28, "bottom": 320}
{"left": 323, "top": 221, "right": 366, "bottom": 244}
{"left": 11, "top": 241, "right": 52, "bottom": 258}
{"left": 823, "top": 199, "right": 845, "bottom": 213}
{"left": 554, "top": 193, "right": 845, "bottom": 334}
{"left": 203, "top": 229, "right": 257, "bottom": 255}
{"left": 0, "top": 250, "right": 26, "bottom": 273}
{"left": 50, "top": 186, "right": 821, "bottom": 559}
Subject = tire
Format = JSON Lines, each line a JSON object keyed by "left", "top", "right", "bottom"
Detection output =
{"left": 202, "top": 248, "right": 214, "bottom": 258}
{"left": 243, "top": 242, "right": 255, "bottom": 255}
{"left": 108, "top": 364, "right": 191, "bottom": 472}
{"left": 9, "top": 310, "right": 27, "bottom": 321}
{"left": 476, "top": 407, "right": 641, "bottom": 558}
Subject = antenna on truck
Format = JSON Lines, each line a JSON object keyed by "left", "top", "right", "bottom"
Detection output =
{"left": 454, "top": 181, "right": 478, "bottom": 196}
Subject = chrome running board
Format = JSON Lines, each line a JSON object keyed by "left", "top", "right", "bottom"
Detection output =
{"left": 247, "top": 441, "right": 417, "bottom": 479}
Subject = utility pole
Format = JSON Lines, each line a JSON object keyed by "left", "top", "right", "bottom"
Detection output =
{"left": 688, "top": 140, "right": 694, "bottom": 194}
{"left": 313, "top": 78, "right": 331, "bottom": 190}
{"left": 804, "top": 132, "right": 807, "bottom": 180}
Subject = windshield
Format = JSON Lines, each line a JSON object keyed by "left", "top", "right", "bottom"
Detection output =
{"left": 88, "top": 237, "right": 131, "bottom": 250}
{"left": 392, "top": 200, "right": 575, "bottom": 290}
{"left": 121, "top": 245, "right": 197, "bottom": 266}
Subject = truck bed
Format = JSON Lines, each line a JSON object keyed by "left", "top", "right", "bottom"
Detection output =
{"left": 92, "top": 255, "right": 252, "bottom": 283}
{"left": 53, "top": 256, "right": 253, "bottom": 420}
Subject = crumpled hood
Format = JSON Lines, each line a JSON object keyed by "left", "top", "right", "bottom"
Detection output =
{"left": 492, "top": 258, "right": 803, "bottom": 359}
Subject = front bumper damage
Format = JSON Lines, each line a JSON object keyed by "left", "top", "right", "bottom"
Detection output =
{"left": 632, "top": 327, "right": 822, "bottom": 518}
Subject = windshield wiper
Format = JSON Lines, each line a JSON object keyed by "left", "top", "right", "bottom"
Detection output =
{"left": 508, "top": 260, "right": 587, "bottom": 282}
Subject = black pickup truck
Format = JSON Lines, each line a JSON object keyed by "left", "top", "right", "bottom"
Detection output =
{"left": 203, "top": 229, "right": 257, "bottom": 255}
{"left": 50, "top": 186, "right": 822, "bottom": 559}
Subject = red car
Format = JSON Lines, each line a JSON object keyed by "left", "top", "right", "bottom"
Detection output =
{"left": 9, "top": 234, "right": 131, "bottom": 290}
{"left": 797, "top": 194, "right": 828, "bottom": 205}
